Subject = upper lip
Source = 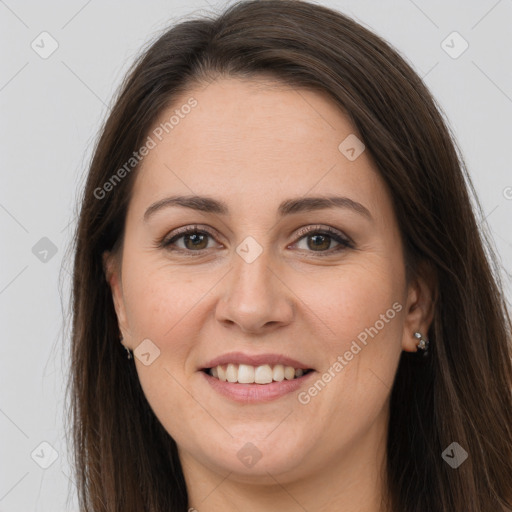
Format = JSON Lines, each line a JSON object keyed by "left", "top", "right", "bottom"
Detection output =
{"left": 201, "top": 351, "right": 313, "bottom": 370}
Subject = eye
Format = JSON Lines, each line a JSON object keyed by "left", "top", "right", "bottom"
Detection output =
{"left": 159, "top": 225, "right": 220, "bottom": 253}
{"left": 158, "top": 224, "right": 354, "bottom": 255}
{"left": 291, "top": 225, "right": 353, "bottom": 255}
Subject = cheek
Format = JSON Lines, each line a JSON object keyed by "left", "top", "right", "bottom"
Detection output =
{"left": 292, "top": 261, "right": 404, "bottom": 420}
{"left": 121, "top": 263, "right": 215, "bottom": 442}
{"left": 293, "top": 259, "right": 404, "bottom": 348}
{"left": 121, "top": 252, "right": 214, "bottom": 339}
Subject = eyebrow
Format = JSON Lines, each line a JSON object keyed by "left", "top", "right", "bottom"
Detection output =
{"left": 143, "top": 194, "right": 373, "bottom": 222}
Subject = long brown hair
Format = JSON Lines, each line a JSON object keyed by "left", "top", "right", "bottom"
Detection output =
{"left": 66, "top": 1, "right": 512, "bottom": 510}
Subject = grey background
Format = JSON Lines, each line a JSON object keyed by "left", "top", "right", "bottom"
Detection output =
{"left": 1, "top": 0, "right": 511, "bottom": 510}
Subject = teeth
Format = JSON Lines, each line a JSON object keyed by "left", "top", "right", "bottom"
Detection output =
{"left": 284, "top": 366, "right": 295, "bottom": 380}
{"left": 273, "top": 364, "right": 284, "bottom": 382}
{"left": 217, "top": 365, "right": 227, "bottom": 382}
{"left": 237, "top": 364, "right": 255, "bottom": 384}
{"left": 208, "top": 363, "right": 309, "bottom": 384}
{"left": 254, "top": 364, "right": 273, "bottom": 384}
{"left": 226, "top": 363, "right": 238, "bottom": 383}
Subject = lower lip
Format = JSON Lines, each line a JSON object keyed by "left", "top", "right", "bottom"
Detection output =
{"left": 201, "top": 370, "right": 316, "bottom": 403}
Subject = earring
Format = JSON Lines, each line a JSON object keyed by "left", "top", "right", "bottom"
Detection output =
{"left": 120, "top": 337, "right": 132, "bottom": 359}
{"left": 413, "top": 331, "right": 429, "bottom": 352}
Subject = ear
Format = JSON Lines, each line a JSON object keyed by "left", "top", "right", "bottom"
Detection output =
{"left": 401, "top": 261, "right": 437, "bottom": 352}
{"left": 102, "top": 251, "right": 129, "bottom": 342}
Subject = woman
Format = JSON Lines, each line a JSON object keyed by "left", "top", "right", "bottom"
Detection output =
{"left": 67, "top": 1, "right": 512, "bottom": 510}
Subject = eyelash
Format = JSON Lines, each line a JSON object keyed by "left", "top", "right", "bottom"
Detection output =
{"left": 158, "top": 224, "right": 354, "bottom": 256}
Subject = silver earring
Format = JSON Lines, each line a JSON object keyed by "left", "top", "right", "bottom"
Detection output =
{"left": 120, "top": 337, "right": 132, "bottom": 359}
{"left": 413, "top": 331, "right": 429, "bottom": 352}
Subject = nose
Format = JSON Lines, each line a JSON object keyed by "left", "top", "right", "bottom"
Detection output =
{"left": 215, "top": 248, "right": 295, "bottom": 334}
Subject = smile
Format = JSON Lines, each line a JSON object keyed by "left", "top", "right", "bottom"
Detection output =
{"left": 204, "top": 363, "right": 314, "bottom": 384}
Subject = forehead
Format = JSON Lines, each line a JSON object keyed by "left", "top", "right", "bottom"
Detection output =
{"left": 129, "top": 77, "right": 389, "bottom": 220}
{"left": 148, "top": 77, "right": 353, "bottom": 167}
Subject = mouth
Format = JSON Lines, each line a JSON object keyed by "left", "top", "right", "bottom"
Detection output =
{"left": 202, "top": 364, "right": 314, "bottom": 384}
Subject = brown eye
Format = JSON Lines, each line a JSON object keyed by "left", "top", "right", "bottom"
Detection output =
{"left": 161, "top": 227, "right": 217, "bottom": 252}
{"left": 180, "top": 232, "right": 209, "bottom": 250}
{"left": 293, "top": 226, "right": 353, "bottom": 255}
{"left": 306, "top": 233, "right": 333, "bottom": 251}
{"left": 159, "top": 224, "right": 353, "bottom": 256}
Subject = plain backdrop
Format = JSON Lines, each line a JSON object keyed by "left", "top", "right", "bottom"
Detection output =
{"left": 1, "top": 0, "right": 511, "bottom": 510}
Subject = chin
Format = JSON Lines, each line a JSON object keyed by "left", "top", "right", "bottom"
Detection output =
{"left": 196, "top": 433, "right": 315, "bottom": 482}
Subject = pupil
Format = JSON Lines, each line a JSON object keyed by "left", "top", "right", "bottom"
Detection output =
{"left": 183, "top": 233, "right": 332, "bottom": 251}
{"left": 309, "top": 234, "right": 329, "bottom": 250}
{"left": 186, "top": 233, "right": 206, "bottom": 249}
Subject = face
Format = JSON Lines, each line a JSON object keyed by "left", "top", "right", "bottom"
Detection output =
{"left": 104, "top": 77, "right": 431, "bottom": 485}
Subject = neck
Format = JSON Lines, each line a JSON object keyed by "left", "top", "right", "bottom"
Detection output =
{"left": 181, "top": 408, "right": 390, "bottom": 512}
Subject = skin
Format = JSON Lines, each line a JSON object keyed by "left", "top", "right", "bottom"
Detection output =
{"left": 104, "top": 77, "right": 434, "bottom": 512}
